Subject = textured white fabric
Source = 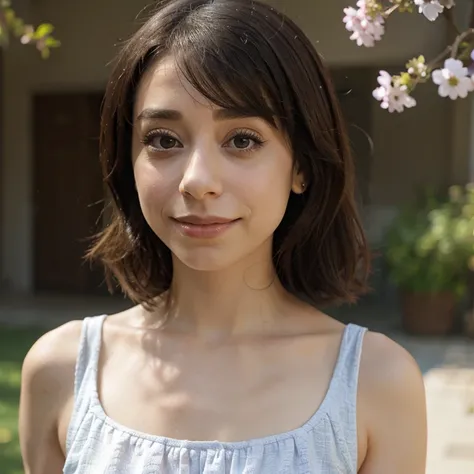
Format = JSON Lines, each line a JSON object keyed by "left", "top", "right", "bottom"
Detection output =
{"left": 64, "top": 315, "right": 367, "bottom": 473}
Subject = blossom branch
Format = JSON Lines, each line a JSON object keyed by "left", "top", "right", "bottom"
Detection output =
{"left": 343, "top": 1, "right": 474, "bottom": 112}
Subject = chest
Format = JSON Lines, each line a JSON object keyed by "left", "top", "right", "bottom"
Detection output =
{"left": 98, "top": 335, "right": 339, "bottom": 442}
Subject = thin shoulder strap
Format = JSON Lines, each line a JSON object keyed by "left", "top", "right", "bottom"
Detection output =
{"left": 74, "top": 315, "right": 106, "bottom": 398}
{"left": 333, "top": 323, "right": 367, "bottom": 394}
{"left": 67, "top": 314, "right": 106, "bottom": 454}
{"left": 328, "top": 323, "right": 368, "bottom": 472}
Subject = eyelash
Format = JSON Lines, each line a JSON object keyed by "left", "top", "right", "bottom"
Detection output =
{"left": 140, "top": 128, "right": 266, "bottom": 154}
{"left": 141, "top": 129, "right": 181, "bottom": 151}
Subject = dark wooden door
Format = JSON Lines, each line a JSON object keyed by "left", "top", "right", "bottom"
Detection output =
{"left": 33, "top": 92, "right": 107, "bottom": 294}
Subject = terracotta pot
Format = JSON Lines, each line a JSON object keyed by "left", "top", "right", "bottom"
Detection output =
{"left": 400, "top": 291, "right": 456, "bottom": 336}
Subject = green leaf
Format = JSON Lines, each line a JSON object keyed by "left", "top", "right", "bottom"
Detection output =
{"left": 4, "top": 8, "right": 15, "bottom": 25}
{"left": 384, "top": 185, "right": 474, "bottom": 294}
{"left": 399, "top": 72, "right": 412, "bottom": 86}
{"left": 40, "top": 47, "right": 50, "bottom": 59}
{"left": 45, "top": 37, "right": 60, "bottom": 48}
{"left": 34, "top": 23, "right": 54, "bottom": 39}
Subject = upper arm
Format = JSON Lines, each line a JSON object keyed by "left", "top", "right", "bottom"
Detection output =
{"left": 19, "top": 320, "right": 82, "bottom": 474}
{"left": 358, "top": 332, "right": 427, "bottom": 474}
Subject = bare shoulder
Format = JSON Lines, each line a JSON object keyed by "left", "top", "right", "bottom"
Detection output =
{"left": 357, "top": 331, "right": 427, "bottom": 473}
{"left": 20, "top": 319, "right": 86, "bottom": 469}
{"left": 22, "top": 320, "right": 84, "bottom": 409}
{"left": 359, "top": 331, "right": 425, "bottom": 399}
{"left": 23, "top": 319, "right": 83, "bottom": 373}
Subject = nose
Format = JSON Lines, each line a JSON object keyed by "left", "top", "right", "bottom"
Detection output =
{"left": 179, "top": 145, "right": 223, "bottom": 200}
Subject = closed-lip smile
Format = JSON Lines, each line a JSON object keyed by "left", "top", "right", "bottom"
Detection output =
{"left": 172, "top": 215, "right": 239, "bottom": 225}
{"left": 171, "top": 215, "right": 240, "bottom": 238}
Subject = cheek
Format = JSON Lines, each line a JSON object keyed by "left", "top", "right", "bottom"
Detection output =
{"left": 133, "top": 159, "right": 171, "bottom": 223}
{"left": 244, "top": 159, "right": 293, "bottom": 230}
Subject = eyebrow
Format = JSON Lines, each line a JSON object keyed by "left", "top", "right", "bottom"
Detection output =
{"left": 136, "top": 107, "right": 258, "bottom": 122}
{"left": 136, "top": 108, "right": 182, "bottom": 121}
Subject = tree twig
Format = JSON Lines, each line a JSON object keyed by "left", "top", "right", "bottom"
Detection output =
{"left": 384, "top": 4, "right": 399, "bottom": 17}
{"left": 428, "top": 45, "right": 452, "bottom": 69}
{"left": 450, "top": 28, "right": 474, "bottom": 58}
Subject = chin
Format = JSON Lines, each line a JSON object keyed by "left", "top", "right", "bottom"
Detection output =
{"left": 173, "top": 247, "right": 240, "bottom": 272}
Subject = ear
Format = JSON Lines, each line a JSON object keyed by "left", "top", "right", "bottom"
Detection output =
{"left": 291, "top": 168, "right": 306, "bottom": 194}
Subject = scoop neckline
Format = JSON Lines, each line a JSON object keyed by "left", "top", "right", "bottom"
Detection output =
{"left": 89, "top": 318, "right": 354, "bottom": 450}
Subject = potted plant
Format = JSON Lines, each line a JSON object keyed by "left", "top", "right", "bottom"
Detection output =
{"left": 385, "top": 184, "right": 474, "bottom": 336}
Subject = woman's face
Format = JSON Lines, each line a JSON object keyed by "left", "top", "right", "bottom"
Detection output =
{"left": 132, "top": 56, "right": 304, "bottom": 272}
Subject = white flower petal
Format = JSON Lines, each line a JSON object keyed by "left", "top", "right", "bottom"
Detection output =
{"left": 373, "top": 86, "right": 387, "bottom": 100}
{"left": 377, "top": 71, "right": 391, "bottom": 87}
{"left": 456, "top": 78, "right": 474, "bottom": 98}
{"left": 432, "top": 69, "right": 444, "bottom": 85}
{"left": 442, "top": 68, "right": 453, "bottom": 80}
{"left": 343, "top": 7, "right": 357, "bottom": 16}
{"left": 448, "top": 87, "right": 459, "bottom": 99}
{"left": 372, "top": 88, "right": 382, "bottom": 100}
{"left": 438, "top": 84, "right": 450, "bottom": 97}
{"left": 444, "top": 58, "right": 468, "bottom": 76}
{"left": 392, "top": 101, "right": 404, "bottom": 113}
{"left": 461, "top": 77, "right": 474, "bottom": 92}
{"left": 405, "top": 96, "right": 417, "bottom": 108}
{"left": 444, "top": 58, "right": 459, "bottom": 69}
{"left": 421, "top": 2, "right": 444, "bottom": 21}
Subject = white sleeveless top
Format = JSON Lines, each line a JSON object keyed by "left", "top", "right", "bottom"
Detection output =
{"left": 64, "top": 315, "right": 367, "bottom": 473}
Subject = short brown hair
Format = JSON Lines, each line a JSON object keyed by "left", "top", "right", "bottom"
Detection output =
{"left": 88, "top": 0, "right": 370, "bottom": 308}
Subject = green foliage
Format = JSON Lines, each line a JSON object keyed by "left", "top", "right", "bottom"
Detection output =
{"left": 0, "top": 2, "right": 60, "bottom": 58}
{"left": 394, "top": 0, "right": 415, "bottom": 13}
{"left": 385, "top": 184, "right": 474, "bottom": 296}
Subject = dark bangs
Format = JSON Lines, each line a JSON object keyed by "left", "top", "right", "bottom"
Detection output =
{"left": 166, "top": 4, "right": 293, "bottom": 133}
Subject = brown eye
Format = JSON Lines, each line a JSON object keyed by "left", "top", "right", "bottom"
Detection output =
{"left": 155, "top": 136, "right": 178, "bottom": 149}
{"left": 224, "top": 131, "right": 265, "bottom": 153}
{"left": 232, "top": 136, "right": 251, "bottom": 149}
{"left": 142, "top": 131, "right": 183, "bottom": 151}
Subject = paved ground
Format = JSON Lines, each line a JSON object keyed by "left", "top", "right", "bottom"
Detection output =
{"left": 0, "top": 293, "right": 473, "bottom": 473}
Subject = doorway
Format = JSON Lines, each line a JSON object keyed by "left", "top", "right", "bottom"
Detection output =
{"left": 33, "top": 92, "right": 107, "bottom": 295}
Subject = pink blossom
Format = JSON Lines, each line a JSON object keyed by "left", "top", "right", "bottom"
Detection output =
{"left": 373, "top": 71, "right": 417, "bottom": 113}
{"left": 343, "top": 1, "right": 385, "bottom": 47}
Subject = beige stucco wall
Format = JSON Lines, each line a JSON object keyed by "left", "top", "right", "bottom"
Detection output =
{"left": 1, "top": 0, "right": 469, "bottom": 292}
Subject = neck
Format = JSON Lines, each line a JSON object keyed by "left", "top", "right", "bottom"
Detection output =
{"left": 156, "top": 245, "right": 299, "bottom": 339}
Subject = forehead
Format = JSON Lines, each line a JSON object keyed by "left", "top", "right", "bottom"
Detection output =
{"left": 134, "top": 56, "right": 215, "bottom": 115}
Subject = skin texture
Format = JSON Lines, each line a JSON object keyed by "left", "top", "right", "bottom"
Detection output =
{"left": 19, "top": 57, "right": 427, "bottom": 474}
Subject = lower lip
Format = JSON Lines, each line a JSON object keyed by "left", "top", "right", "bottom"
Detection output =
{"left": 172, "top": 219, "right": 240, "bottom": 239}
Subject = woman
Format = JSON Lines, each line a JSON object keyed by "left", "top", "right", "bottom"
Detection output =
{"left": 19, "top": 0, "right": 427, "bottom": 472}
